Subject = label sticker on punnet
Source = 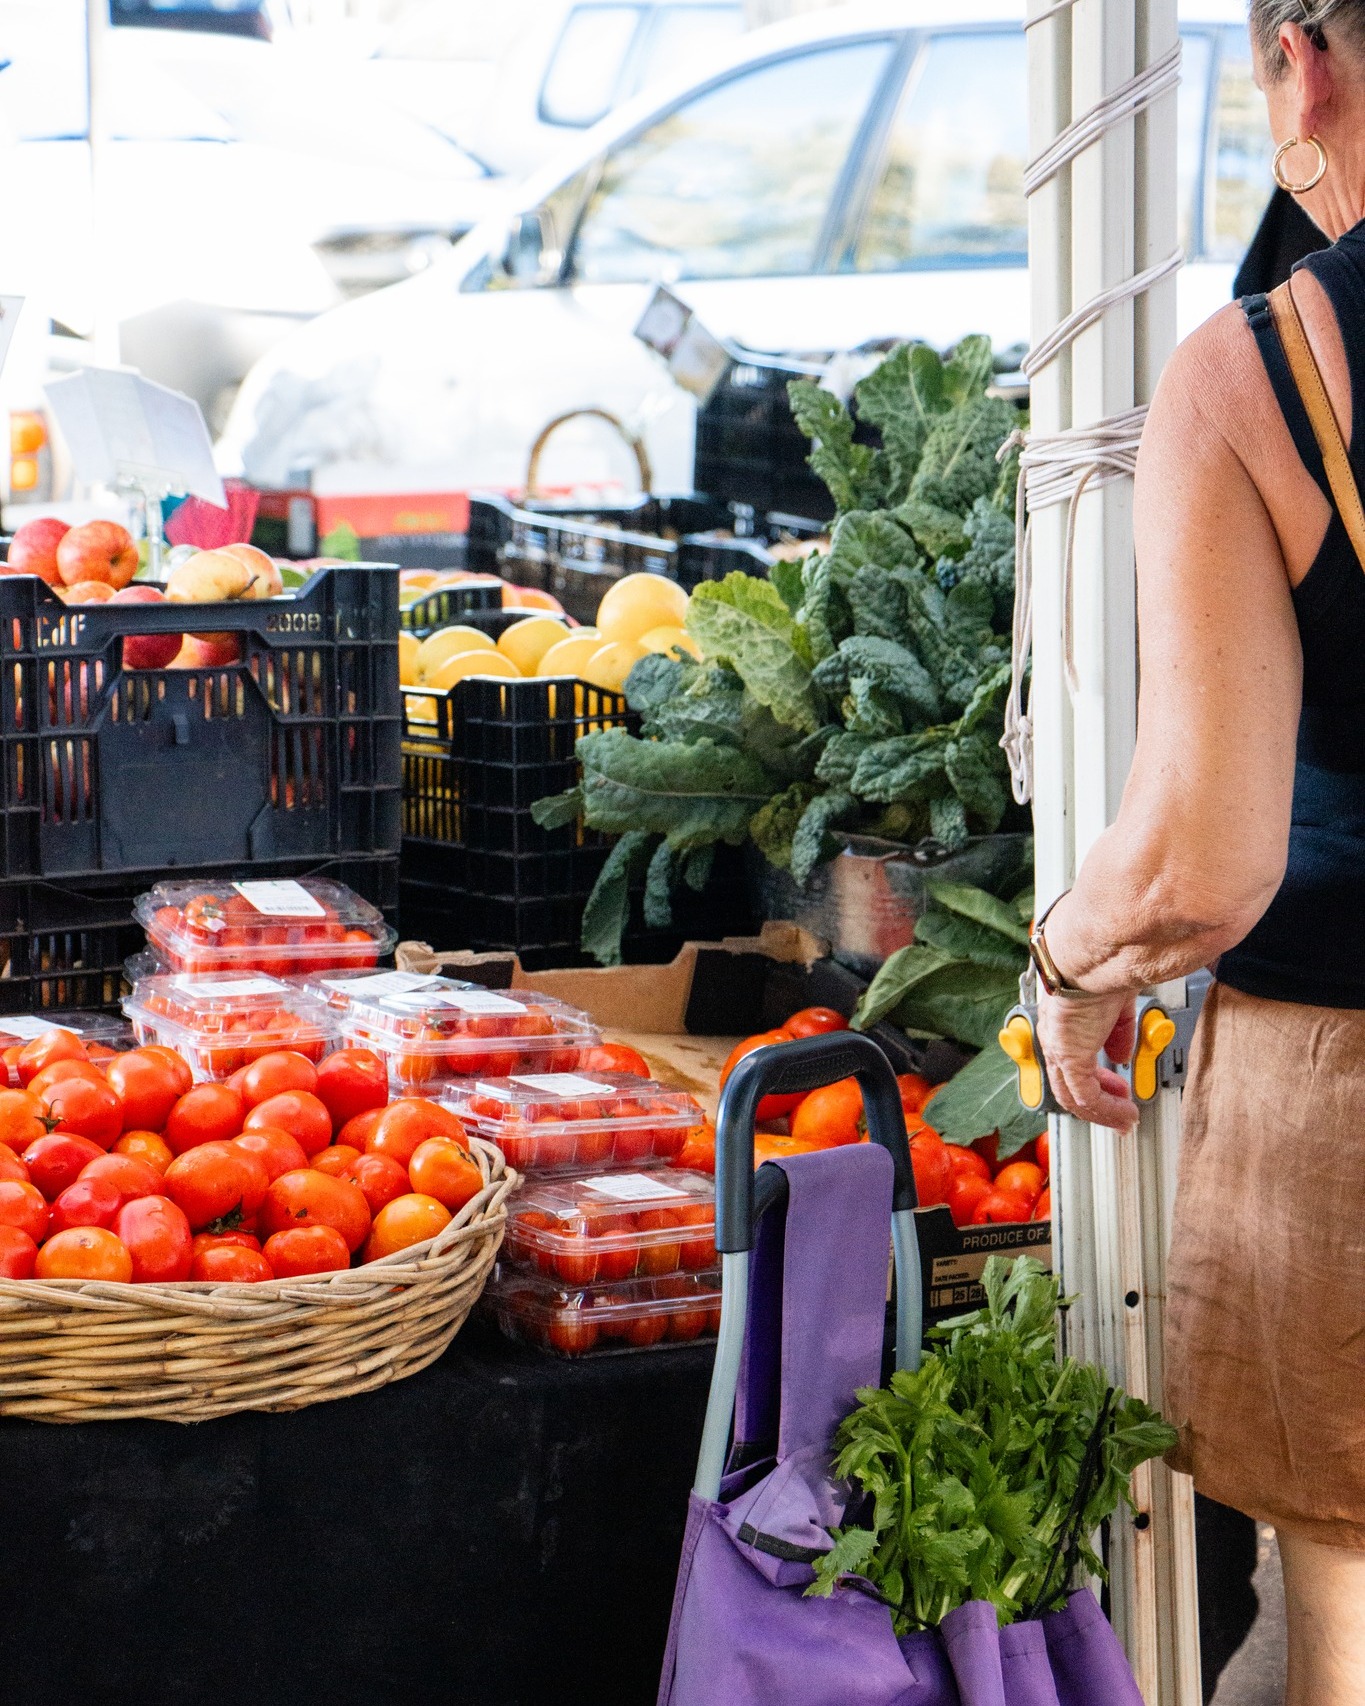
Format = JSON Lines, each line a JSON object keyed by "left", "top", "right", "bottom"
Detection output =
{"left": 412, "top": 990, "right": 524, "bottom": 1015}
{"left": 580, "top": 1174, "right": 686, "bottom": 1204}
{"left": 175, "top": 976, "right": 285, "bottom": 999}
{"left": 323, "top": 971, "right": 435, "bottom": 997}
{"left": 0, "top": 1015, "right": 80, "bottom": 1039}
{"left": 233, "top": 880, "right": 326, "bottom": 918}
{"left": 507, "top": 1073, "right": 609, "bottom": 1096}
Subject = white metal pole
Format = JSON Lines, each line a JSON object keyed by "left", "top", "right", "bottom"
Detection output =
{"left": 86, "top": 0, "right": 118, "bottom": 365}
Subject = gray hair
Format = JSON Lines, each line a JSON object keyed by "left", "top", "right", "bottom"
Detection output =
{"left": 1251, "top": 0, "right": 1365, "bottom": 75}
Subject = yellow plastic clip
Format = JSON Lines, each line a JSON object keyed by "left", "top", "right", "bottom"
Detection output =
{"left": 1132, "top": 1007, "right": 1177, "bottom": 1102}
{"left": 999, "top": 1012, "right": 1046, "bottom": 1113}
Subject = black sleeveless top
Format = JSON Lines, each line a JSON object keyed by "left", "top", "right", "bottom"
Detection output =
{"left": 1219, "top": 219, "right": 1365, "bottom": 1007}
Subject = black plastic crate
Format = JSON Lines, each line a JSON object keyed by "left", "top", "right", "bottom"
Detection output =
{"left": 0, "top": 854, "right": 399, "bottom": 1015}
{"left": 693, "top": 355, "right": 840, "bottom": 521}
{"left": 399, "top": 577, "right": 503, "bottom": 639}
{"left": 0, "top": 565, "right": 401, "bottom": 879}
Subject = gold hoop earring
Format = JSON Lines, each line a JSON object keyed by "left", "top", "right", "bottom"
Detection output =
{"left": 1274, "top": 135, "right": 1329, "bottom": 194}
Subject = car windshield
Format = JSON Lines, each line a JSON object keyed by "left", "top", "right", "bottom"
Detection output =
{"left": 540, "top": 6, "right": 643, "bottom": 129}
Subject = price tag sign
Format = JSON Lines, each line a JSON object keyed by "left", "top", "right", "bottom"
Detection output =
{"left": 0, "top": 1014, "right": 75, "bottom": 1039}
{"left": 43, "top": 368, "right": 226, "bottom": 505}
{"left": 580, "top": 1173, "right": 686, "bottom": 1204}
{"left": 392, "top": 990, "right": 523, "bottom": 1014}
{"left": 175, "top": 976, "right": 285, "bottom": 998}
{"left": 233, "top": 881, "right": 326, "bottom": 919}
{"left": 0, "top": 298, "right": 24, "bottom": 384}
{"left": 324, "top": 971, "right": 437, "bottom": 997}
{"left": 506, "top": 1074, "right": 609, "bottom": 1096}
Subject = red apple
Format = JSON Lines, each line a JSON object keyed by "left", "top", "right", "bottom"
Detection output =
{"left": 220, "top": 542, "right": 283, "bottom": 600}
{"left": 7, "top": 517, "right": 70, "bottom": 585}
{"left": 56, "top": 520, "right": 138, "bottom": 590}
{"left": 112, "top": 585, "right": 182, "bottom": 669}
{"left": 60, "top": 581, "right": 116, "bottom": 603}
{"left": 171, "top": 633, "right": 241, "bottom": 668}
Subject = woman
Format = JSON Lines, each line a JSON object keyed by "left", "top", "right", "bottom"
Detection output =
{"left": 1034, "top": 3, "right": 1365, "bottom": 1698}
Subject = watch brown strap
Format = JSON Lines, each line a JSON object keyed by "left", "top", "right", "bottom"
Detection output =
{"left": 1269, "top": 279, "right": 1365, "bottom": 571}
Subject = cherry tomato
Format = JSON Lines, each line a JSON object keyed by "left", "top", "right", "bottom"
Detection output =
{"left": 79, "top": 1153, "right": 163, "bottom": 1203}
{"left": 366, "top": 1099, "right": 465, "bottom": 1168}
{"left": 972, "top": 1133, "right": 1001, "bottom": 1173}
{"left": 35, "top": 1226, "right": 132, "bottom": 1282}
{"left": 37, "top": 1078, "right": 122, "bottom": 1149}
{"left": 1034, "top": 1189, "right": 1052, "bottom": 1222}
{"left": 245, "top": 1091, "right": 332, "bottom": 1157}
{"left": 163, "top": 1143, "right": 267, "bottom": 1232}
{"left": 22, "top": 1132, "right": 105, "bottom": 1200}
{"left": 551, "top": 1217, "right": 601, "bottom": 1286}
{"left": 672, "top": 1121, "right": 716, "bottom": 1174}
{"left": 27, "top": 1060, "right": 105, "bottom": 1099}
{"left": 106, "top": 1052, "right": 185, "bottom": 1134}
{"left": 164, "top": 1085, "right": 245, "bottom": 1156}
{"left": 970, "top": 1189, "right": 1033, "bottom": 1227}
{"left": 314, "top": 1048, "right": 388, "bottom": 1128}
{"left": 262, "top": 1224, "right": 349, "bottom": 1277}
{"left": 546, "top": 1310, "right": 599, "bottom": 1355}
{"left": 896, "top": 1073, "right": 934, "bottom": 1117}
{"left": 993, "top": 1160, "right": 1044, "bottom": 1206}
{"left": 235, "top": 1051, "right": 319, "bottom": 1108}
{"left": 0, "top": 1089, "right": 45, "bottom": 1152}
{"left": 0, "top": 1178, "right": 50, "bottom": 1243}
{"left": 909, "top": 1129, "right": 951, "bottom": 1208}
{"left": 407, "top": 1138, "right": 483, "bottom": 1214}
{"left": 232, "top": 1125, "right": 309, "bottom": 1182}
{"left": 0, "top": 1224, "right": 37, "bottom": 1278}
{"left": 363, "top": 1193, "right": 452, "bottom": 1261}
{"left": 674, "top": 1203, "right": 716, "bottom": 1270}
{"left": 790, "top": 1078, "right": 864, "bottom": 1149}
{"left": 636, "top": 1207, "right": 684, "bottom": 1276}
{"left": 190, "top": 1245, "right": 274, "bottom": 1283}
{"left": 310, "top": 1144, "right": 362, "bottom": 1178}
{"left": 345, "top": 1152, "right": 411, "bottom": 1217}
{"left": 49, "top": 1176, "right": 123, "bottom": 1235}
{"left": 945, "top": 1145, "right": 992, "bottom": 1183}
{"left": 782, "top": 1007, "right": 849, "bottom": 1039}
{"left": 337, "top": 1106, "right": 384, "bottom": 1151}
{"left": 621, "top": 1313, "right": 668, "bottom": 1349}
{"left": 719, "top": 1032, "right": 804, "bottom": 1120}
{"left": 1035, "top": 1132, "right": 1051, "bottom": 1179}
{"left": 579, "top": 1043, "right": 650, "bottom": 1078}
{"left": 113, "top": 1131, "right": 174, "bottom": 1173}
{"left": 114, "top": 1195, "right": 193, "bottom": 1282}
{"left": 945, "top": 1172, "right": 993, "bottom": 1229}
{"left": 260, "top": 1170, "right": 371, "bottom": 1253}
{"left": 140, "top": 1046, "right": 193, "bottom": 1096}
{"left": 15, "top": 1029, "right": 86, "bottom": 1087}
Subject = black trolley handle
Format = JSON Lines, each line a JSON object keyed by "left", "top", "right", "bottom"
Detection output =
{"left": 694, "top": 1032, "right": 923, "bottom": 1499}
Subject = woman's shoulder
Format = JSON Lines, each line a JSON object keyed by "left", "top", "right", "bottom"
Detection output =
{"left": 1145, "top": 301, "right": 1278, "bottom": 461}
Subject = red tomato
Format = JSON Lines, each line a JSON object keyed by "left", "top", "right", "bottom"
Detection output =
{"left": 79, "top": 1153, "right": 163, "bottom": 1203}
{"left": 22, "top": 1132, "right": 105, "bottom": 1200}
{"left": 1034, "top": 1188, "right": 1052, "bottom": 1222}
{"left": 262, "top": 1224, "right": 349, "bottom": 1277}
{"left": 337, "top": 1106, "right": 384, "bottom": 1151}
{"left": 752, "top": 1132, "right": 824, "bottom": 1167}
{"left": 113, "top": 1131, "right": 174, "bottom": 1173}
{"left": 909, "top": 1129, "right": 951, "bottom": 1207}
{"left": 232, "top": 1125, "right": 309, "bottom": 1182}
{"left": 113, "top": 1195, "right": 193, "bottom": 1282}
{"left": 15, "top": 1029, "right": 86, "bottom": 1087}
{"left": 311, "top": 1144, "right": 362, "bottom": 1178}
{"left": 313, "top": 1048, "right": 388, "bottom": 1127}
{"left": 621, "top": 1313, "right": 669, "bottom": 1349}
{"left": 580, "top": 1042, "right": 651, "bottom": 1078}
{"left": 945, "top": 1145, "right": 993, "bottom": 1184}
{"left": 140, "top": 1046, "right": 193, "bottom": 1096}
{"left": 0, "top": 1179, "right": 49, "bottom": 1243}
{"left": 971, "top": 1189, "right": 1033, "bottom": 1227}
{"left": 38, "top": 1078, "right": 122, "bottom": 1149}
{"left": 675, "top": 1204, "right": 716, "bottom": 1271}
{"left": 672, "top": 1121, "right": 716, "bottom": 1175}
{"left": 782, "top": 1007, "right": 849, "bottom": 1039}
{"left": 407, "top": 1138, "right": 483, "bottom": 1214}
{"left": 0, "top": 1146, "right": 27, "bottom": 1185}
{"left": 790, "top": 1078, "right": 864, "bottom": 1149}
{"left": 236, "top": 1051, "right": 319, "bottom": 1108}
{"left": 0, "top": 1089, "right": 45, "bottom": 1152}
{"left": 635, "top": 1207, "right": 685, "bottom": 1277}
{"left": 993, "top": 1161, "right": 1044, "bottom": 1206}
{"left": 1035, "top": 1131, "right": 1051, "bottom": 1179}
{"left": 164, "top": 1143, "right": 268, "bottom": 1232}
{"left": 27, "top": 1060, "right": 105, "bottom": 1098}
{"left": 260, "top": 1170, "right": 371, "bottom": 1253}
{"left": 0, "top": 1224, "right": 37, "bottom": 1277}
{"left": 49, "top": 1176, "right": 123, "bottom": 1234}
{"left": 164, "top": 1085, "right": 245, "bottom": 1156}
{"left": 366, "top": 1099, "right": 465, "bottom": 1168}
{"left": 191, "top": 1230, "right": 261, "bottom": 1257}
{"left": 896, "top": 1073, "right": 934, "bottom": 1117}
{"left": 944, "top": 1172, "right": 993, "bottom": 1229}
{"left": 190, "top": 1245, "right": 274, "bottom": 1283}
{"left": 719, "top": 1032, "right": 804, "bottom": 1120}
{"left": 546, "top": 1308, "right": 599, "bottom": 1355}
{"left": 105, "top": 1051, "right": 183, "bottom": 1133}
{"left": 244, "top": 1091, "right": 332, "bottom": 1157}
{"left": 345, "top": 1152, "right": 410, "bottom": 1217}
{"left": 35, "top": 1226, "right": 132, "bottom": 1282}
{"left": 363, "top": 1193, "right": 451, "bottom": 1261}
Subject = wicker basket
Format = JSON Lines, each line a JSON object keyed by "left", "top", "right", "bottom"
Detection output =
{"left": 0, "top": 1138, "right": 515, "bottom": 1423}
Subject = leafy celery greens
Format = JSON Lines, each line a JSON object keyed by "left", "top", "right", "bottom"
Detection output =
{"left": 807, "top": 1258, "right": 1177, "bottom": 1633}
{"left": 531, "top": 335, "right": 1027, "bottom": 963}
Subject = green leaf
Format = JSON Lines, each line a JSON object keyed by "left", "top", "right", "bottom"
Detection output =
{"left": 769, "top": 555, "right": 807, "bottom": 616}
{"left": 788, "top": 380, "right": 886, "bottom": 514}
{"left": 838, "top": 635, "right": 942, "bottom": 724}
{"left": 318, "top": 521, "right": 362, "bottom": 561}
{"left": 914, "top": 911, "right": 1026, "bottom": 973}
{"left": 624, "top": 652, "right": 689, "bottom": 717}
{"left": 580, "top": 831, "right": 655, "bottom": 966}
{"left": 814, "top": 729, "right": 874, "bottom": 787}
{"left": 643, "top": 837, "right": 676, "bottom": 930}
{"left": 529, "top": 785, "right": 584, "bottom": 832}
{"left": 842, "top": 679, "right": 905, "bottom": 740}
{"left": 851, "top": 944, "right": 956, "bottom": 1031}
{"left": 576, "top": 729, "right": 776, "bottom": 849}
{"left": 927, "top": 881, "right": 1032, "bottom": 946}
{"left": 682, "top": 843, "right": 715, "bottom": 893}
{"left": 946, "top": 735, "right": 1008, "bottom": 832}
{"left": 850, "top": 731, "right": 949, "bottom": 804}
{"left": 892, "top": 961, "right": 1020, "bottom": 1053}
{"left": 791, "top": 789, "right": 855, "bottom": 887}
{"left": 686, "top": 574, "right": 821, "bottom": 734}
{"left": 749, "top": 782, "right": 820, "bottom": 872}
{"left": 930, "top": 795, "right": 969, "bottom": 850}
{"left": 926, "top": 1039, "right": 1047, "bottom": 1157}
{"left": 852, "top": 344, "right": 939, "bottom": 505}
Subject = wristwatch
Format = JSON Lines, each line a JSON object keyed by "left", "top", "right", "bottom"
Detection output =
{"left": 1028, "top": 891, "right": 1085, "bottom": 997}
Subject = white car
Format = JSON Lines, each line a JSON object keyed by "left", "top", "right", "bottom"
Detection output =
{"left": 217, "top": 0, "right": 1276, "bottom": 507}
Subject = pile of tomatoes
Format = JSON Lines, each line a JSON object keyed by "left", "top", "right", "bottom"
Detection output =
{"left": 673, "top": 1006, "right": 1051, "bottom": 1230}
{"left": 0, "top": 1027, "right": 488, "bottom": 1285}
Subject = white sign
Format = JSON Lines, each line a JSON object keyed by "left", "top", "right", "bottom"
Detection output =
{"left": 0, "top": 298, "right": 24, "bottom": 384}
{"left": 390, "top": 989, "right": 523, "bottom": 1015}
{"left": 0, "top": 1014, "right": 77, "bottom": 1039}
{"left": 232, "top": 880, "right": 326, "bottom": 919}
{"left": 175, "top": 976, "right": 285, "bottom": 999}
{"left": 44, "top": 368, "right": 226, "bottom": 505}
{"left": 580, "top": 1173, "right": 686, "bottom": 1204}
{"left": 505, "top": 1073, "right": 610, "bottom": 1096}
{"left": 324, "top": 971, "right": 438, "bottom": 997}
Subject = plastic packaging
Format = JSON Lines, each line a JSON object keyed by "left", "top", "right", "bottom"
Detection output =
{"left": 0, "top": 1012, "right": 133, "bottom": 1083}
{"left": 503, "top": 1168, "right": 716, "bottom": 1282}
{"left": 136, "top": 878, "right": 397, "bottom": 976}
{"left": 123, "top": 972, "right": 340, "bottom": 1081}
{"left": 296, "top": 971, "right": 600, "bottom": 1089}
{"left": 485, "top": 1267, "right": 722, "bottom": 1357}
{"left": 442, "top": 1072, "right": 703, "bottom": 1173}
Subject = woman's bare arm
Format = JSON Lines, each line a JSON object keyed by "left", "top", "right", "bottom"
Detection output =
{"left": 1043, "top": 315, "right": 1303, "bottom": 993}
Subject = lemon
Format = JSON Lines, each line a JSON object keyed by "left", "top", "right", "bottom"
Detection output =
{"left": 497, "top": 615, "right": 570, "bottom": 676}
{"left": 406, "top": 693, "right": 438, "bottom": 725}
{"left": 581, "top": 639, "right": 647, "bottom": 694}
{"left": 425, "top": 649, "right": 521, "bottom": 690}
{"left": 417, "top": 625, "right": 497, "bottom": 679}
{"left": 398, "top": 630, "right": 422, "bottom": 686}
{"left": 639, "top": 624, "right": 701, "bottom": 661}
{"left": 536, "top": 632, "right": 607, "bottom": 679}
{"left": 596, "top": 573, "right": 689, "bottom": 644}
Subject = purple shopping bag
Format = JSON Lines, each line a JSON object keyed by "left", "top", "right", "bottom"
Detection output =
{"left": 656, "top": 1042, "right": 1147, "bottom": 1706}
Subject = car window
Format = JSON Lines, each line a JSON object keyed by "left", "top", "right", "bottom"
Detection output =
{"left": 540, "top": 6, "right": 644, "bottom": 129}
{"left": 571, "top": 40, "right": 895, "bottom": 286}
{"left": 629, "top": 5, "right": 745, "bottom": 98}
{"left": 1205, "top": 27, "right": 1275, "bottom": 261}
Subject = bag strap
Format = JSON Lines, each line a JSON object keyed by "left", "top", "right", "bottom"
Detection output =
{"left": 1270, "top": 278, "right": 1365, "bottom": 571}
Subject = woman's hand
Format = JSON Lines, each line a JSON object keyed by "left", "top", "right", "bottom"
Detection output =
{"left": 1036, "top": 990, "right": 1139, "bottom": 1130}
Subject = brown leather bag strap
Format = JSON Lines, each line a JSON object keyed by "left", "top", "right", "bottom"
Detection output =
{"left": 1270, "top": 278, "right": 1365, "bottom": 572}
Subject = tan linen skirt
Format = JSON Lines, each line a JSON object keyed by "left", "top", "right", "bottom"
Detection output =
{"left": 1165, "top": 979, "right": 1365, "bottom": 1547}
